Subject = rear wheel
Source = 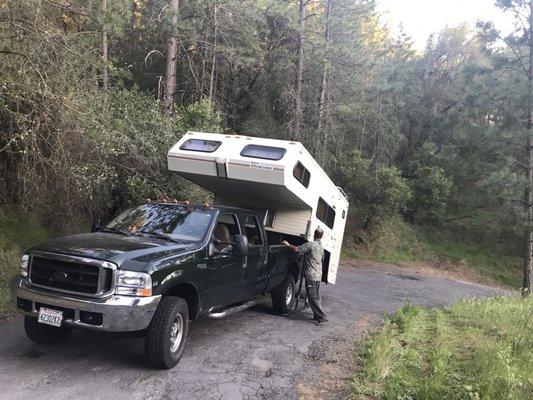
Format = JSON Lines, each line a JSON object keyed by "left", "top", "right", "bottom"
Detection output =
{"left": 24, "top": 316, "right": 72, "bottom": 345}
{"left": 145, "top": 296, "right": 189, "bottom": 369}
{"left": 271, "top": 274, "right": 296, "bottom": 314}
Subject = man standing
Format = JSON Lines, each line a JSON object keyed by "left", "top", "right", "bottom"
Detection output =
{"left": 282, "top": 228, "right": 328, "bottom": 324}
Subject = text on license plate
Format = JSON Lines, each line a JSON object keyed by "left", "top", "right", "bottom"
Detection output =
{"left": 38, "top": 307, "right": 63, "bottom": 327}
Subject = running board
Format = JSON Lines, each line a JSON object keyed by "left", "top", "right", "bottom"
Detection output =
{"left": 208, "top": 298, "right": 262, "bottom": 319}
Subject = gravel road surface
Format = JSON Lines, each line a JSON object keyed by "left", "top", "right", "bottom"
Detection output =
{"left": 0, "top": 263, "right": 510, "bottom": 400}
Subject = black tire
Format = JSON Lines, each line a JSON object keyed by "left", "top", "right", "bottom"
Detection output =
{"left": 24, "top": 316, "right": 72, "bottom": 345}
{"left": 145, "top": 296, "right": 189, "bottom": 369}
{"left": 271, "top": 274, "right": 296, "bottom": 314}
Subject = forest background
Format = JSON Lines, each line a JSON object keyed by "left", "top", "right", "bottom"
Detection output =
{"left": 1, "top": 0, "right": 532, "bottom": 296}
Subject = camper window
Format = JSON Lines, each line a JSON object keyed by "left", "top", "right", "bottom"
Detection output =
{"left": 180, "top": 139, "right": 221, "bottom": 153}
{"left": 293, "top": 162, "right": 311, "bottom": 188}
{"left": 243, "top": 215, "right": 264, "bottom": 246}
{"left": 240, "top": 144, "right": 286, "bottom": 161}
{"left": 316, "top": 198, "right": 335, "bottom": 229}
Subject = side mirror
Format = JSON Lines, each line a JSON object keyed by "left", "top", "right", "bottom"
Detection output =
{"left": 91, "top": 218, "right": 102, "bottom": 233}
{"left": 232, "top": 234, "right": 248, "bottom": 257}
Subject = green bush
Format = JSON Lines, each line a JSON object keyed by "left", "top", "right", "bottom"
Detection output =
{"left": 337, "top": 151, "right": 412, "bottom": 227}
{"left": 406, "top": 164, "right": 454, "bottom": 223}
{"left": 1, "top": 78, "right": 220, "bottom": 228}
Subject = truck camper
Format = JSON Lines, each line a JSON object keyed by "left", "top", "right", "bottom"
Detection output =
{"left": 167, "top": 131, "right": 349, "bottom": 284}
{"left": 11, "top": 131, "right": 350, "bottom": 370}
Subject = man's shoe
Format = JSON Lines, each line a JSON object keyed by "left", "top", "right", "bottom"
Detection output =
{"left": 314, "top": 318, "right": 328, "bottom": 325}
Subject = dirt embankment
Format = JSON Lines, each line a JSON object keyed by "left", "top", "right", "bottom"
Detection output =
{"left": 297, "top": 315, "right": 381, "bottom": 400}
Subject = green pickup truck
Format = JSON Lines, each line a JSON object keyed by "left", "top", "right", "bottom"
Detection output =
{"left": 11, "top": 202, "right": 299, "bottom": 369}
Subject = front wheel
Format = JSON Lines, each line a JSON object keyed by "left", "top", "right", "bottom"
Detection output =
{"left": 145, "top": 296, "right": 189, "bottom": 369}
{"left": 271, "top": 274, "right": 296, "bottom": 314}
{"left": 24, "top": 316, "right": 72, "bottom": 345}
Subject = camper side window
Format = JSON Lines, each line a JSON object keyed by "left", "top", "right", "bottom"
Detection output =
{"left": 180, "top": 139, "right": 221, "bottom": 153}
{"left": 243, "top": 215, "right": 264, "bottom": 246}
{"left": 240, "top": 144, "right": 286, "bottom": 161}
{"left": 316, "top": 198, "right": 335, "bottom": 229}
{"left": 293, "top": 161, "right": 310, "bottom": 188}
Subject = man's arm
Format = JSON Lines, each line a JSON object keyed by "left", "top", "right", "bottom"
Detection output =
{"left": 282, "top": 240, "right": 311, "bottom": 255}
{"left": 281, "top": 240, "right": 300, "bottom": 253}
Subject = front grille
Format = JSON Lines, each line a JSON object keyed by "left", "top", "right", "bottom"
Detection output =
{"left": 29, "top": 255, "right": 113, "bottom": 296}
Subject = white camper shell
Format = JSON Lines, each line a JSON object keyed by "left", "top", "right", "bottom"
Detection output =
{"left": 167, "top": 132, "right": 349, "bottom": 284}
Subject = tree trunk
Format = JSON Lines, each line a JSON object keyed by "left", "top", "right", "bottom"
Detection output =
{"left": 290, "top": 0, "right": 306, "bottom": 141}
{"left": 101, "top": 0, "right": 108, "bottom": 91}
{"left": 523, "top": 0, "right": 533, "bottom": 296}
{"left": 208, "top": 1, "right": 218, "bottom": 107}
{"left": 316, "top": 0, "right": 332, "bottom": 159}
{"left": 164, "top": 0, "right": 180, "bottom": 118}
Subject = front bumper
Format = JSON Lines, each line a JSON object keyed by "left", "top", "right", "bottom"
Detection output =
{"left": 11, "top": 276, "right": 161, "bottom": 332}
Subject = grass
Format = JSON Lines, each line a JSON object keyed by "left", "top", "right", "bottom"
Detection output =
{"left": 0, "top": 209, "right": 51, "bottom": 316}
{"left": 350, "top": 296, "right": 533, "bottom": 400}
{"left": 421, "top": 240, "right": 521, "bottom": 288}
{"left": 343, "top": 216, "right": 522, "bottom": 289}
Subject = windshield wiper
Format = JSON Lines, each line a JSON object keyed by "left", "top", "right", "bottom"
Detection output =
{"left": 100, "top": 227, "right": 132, "bottom": 236}
{"left": 138, "top": 231, "right": 182, "bottom": 244}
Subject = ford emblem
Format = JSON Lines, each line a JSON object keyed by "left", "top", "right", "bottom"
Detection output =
{"left": 52, "top": 271, "right": 68, "bottom": 280}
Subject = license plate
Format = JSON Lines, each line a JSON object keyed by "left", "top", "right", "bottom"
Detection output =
{"left": 37, "top": 307, "right": 63, "bottom": 327}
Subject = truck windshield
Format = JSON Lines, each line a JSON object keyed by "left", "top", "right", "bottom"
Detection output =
{"left": 106, "top": 204, "right": 214, "bottom": 243}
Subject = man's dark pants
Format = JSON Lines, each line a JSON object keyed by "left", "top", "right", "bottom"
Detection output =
{"left": 305, "top": 279, "right": 327, "bottom": 321}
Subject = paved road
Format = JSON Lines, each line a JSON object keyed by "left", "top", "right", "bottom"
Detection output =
{"left": 0, "top": 264, "right": 510, "bottom": 400}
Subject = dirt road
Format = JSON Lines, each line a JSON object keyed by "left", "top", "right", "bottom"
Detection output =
{"left": 0, "top": 263, "right": 510, "bottom": 400}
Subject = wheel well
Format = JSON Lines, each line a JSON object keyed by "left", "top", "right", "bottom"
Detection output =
{"left": 163, "top": 282, "right": 200, "bottom": 320}
{"left": 288, "top": 262, "right": 299, "bottom": 283}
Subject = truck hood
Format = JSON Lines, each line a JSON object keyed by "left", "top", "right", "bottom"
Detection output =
{"left": 30, "top": 232, "right": 195, "bottom": 271}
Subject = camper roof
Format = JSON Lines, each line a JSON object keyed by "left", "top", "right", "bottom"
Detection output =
{"left": 167, "top": 131, "right": 348, "bottom": 209}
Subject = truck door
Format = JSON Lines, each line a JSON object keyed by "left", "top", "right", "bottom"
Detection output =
{"left": 205, "top": 213, "right": 245, "bottom": 307}
{"left": 241, "top": 214, "right": 269, "bottom": 297}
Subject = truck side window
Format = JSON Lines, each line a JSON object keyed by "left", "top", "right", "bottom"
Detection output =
{"left": 243, "top": 215, "right": 264, "bottom": 246}
{"left": 264, "top": 209, "right": 275, "bottom": 228}
{"left": 241, "top": 204, "right": 276, "bottom": 228}
{"left": 214, "top": 214, "right": 241, "bottom": 251}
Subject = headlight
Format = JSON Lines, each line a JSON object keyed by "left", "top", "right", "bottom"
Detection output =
{"left": 20, "top": 254, "right": 29, "bottom": 277}
{"left": 115, "top": 270, "right": 152, "bottom": 297}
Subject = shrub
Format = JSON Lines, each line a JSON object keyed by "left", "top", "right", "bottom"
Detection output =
{"left": 337, "top": 151, "right": 412, "bottom": 227}
{"left": 406, "top": 164, "right": 454, "bottom": 223}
